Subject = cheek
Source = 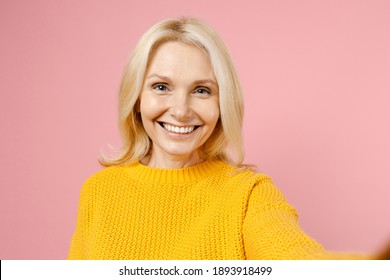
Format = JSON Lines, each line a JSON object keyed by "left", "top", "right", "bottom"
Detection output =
{"left": 140, "top": 95, "right": 165, "bottom": 120}
{"left": 202, "top": 102, "right": 220, "bottom": 125}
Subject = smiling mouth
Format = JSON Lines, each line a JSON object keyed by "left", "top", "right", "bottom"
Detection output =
{"left": 158, "top": 122, "right": 200, "bottom": 134}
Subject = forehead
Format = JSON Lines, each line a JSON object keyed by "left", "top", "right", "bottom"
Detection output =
{"left": 146, "top": 41, "right": 216, "bottom": 81}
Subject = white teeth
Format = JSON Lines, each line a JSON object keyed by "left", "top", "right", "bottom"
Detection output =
{"left": 162, "top": 123, "right": 195, "bottom": 134}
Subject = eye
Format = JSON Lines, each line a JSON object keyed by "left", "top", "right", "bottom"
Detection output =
{"left": 152, "top": 84, "right": 169, "bottom": 92}
{"left": 194, "top": 87, "right": 211, "bottom": 95}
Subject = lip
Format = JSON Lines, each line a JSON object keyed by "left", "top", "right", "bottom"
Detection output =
{"left": 157, "top": 121, "right": 200, "bottom": 137}
{"left": 158, "top": 121, "right": 201, "bottom": 128}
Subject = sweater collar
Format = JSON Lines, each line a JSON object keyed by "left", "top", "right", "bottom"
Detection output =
{"left": 126, "top": 160, "right": 229, "bottom": 185}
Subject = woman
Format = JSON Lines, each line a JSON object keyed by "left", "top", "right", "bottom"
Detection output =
{"left": 68, "top": 17, "right": 370, "bottom": 260}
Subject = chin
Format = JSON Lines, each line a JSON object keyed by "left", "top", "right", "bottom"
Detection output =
{"left": 163, "top": 145, "right": 202, "bottom": 158}
{"left": 165, "top": 149, "right": 196, "bottom": 158}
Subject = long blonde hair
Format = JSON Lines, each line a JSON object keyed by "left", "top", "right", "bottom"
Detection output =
{"left": 100, "top": 17, "right": 245, "bottom": 167}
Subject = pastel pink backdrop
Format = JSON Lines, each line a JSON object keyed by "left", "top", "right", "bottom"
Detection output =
{"left": 0, "top": 0, "right": 389, "bottom": 259}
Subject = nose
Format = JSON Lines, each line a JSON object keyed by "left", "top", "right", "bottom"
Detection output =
{"left": 168, "top": 91, "right": 193, "bottom": 121}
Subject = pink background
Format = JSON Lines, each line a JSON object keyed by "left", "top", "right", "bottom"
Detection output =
{"left": 1, "top": 0, "right": 389, "bottom": 259}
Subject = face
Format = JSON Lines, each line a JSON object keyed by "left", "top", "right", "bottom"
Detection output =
{"left": 140, "top": 41, "right": 220, "bottom": 167}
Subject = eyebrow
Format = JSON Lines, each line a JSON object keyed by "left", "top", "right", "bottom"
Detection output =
{"left": 147, "top": 73, "right": 218, "bottom": 87}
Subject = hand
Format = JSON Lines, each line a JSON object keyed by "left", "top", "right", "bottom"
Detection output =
{"left": 376, "top": 239, "right": 390, "bottom": 260}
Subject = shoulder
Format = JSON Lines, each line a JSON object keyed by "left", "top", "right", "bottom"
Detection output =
{"left": 80, "top": 164, "right": 135, "bottom": 195}
{"left": 84, "top": 165, "right": 131, "bottom": 184}
{"left": 214, "top": 162, "right": 296, "bottom": 214}
{"left": 214, "top": 161, "right": 276, "bottom": 195}
{"left": 223, "top": 162, "right": 291, "bottom": 205}
{"left": 218, "top": 161, "right": 274, "bottom": 187}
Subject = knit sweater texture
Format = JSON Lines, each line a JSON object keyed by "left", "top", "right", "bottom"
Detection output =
{"left": 68, "top": 160, "right": 352, "bottom": 259}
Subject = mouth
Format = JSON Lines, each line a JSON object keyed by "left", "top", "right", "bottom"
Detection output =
{"left": 158, "top": 122, "right": 200, "bottom": 134}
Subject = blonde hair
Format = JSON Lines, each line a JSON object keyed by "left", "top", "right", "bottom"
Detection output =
{"left": 100, "top": 17, "right": 245, "bottom": 167}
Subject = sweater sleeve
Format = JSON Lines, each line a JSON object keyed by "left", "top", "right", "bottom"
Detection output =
{"left": 242, "top": 177, "right": 368, "bottom": 259}
{"left": 67, "top": 180, "right": 94, "bottom": 260}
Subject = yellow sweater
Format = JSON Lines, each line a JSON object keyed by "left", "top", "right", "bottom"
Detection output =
{"left": 68, "top": 160, "right": 344, "bottom": 259}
